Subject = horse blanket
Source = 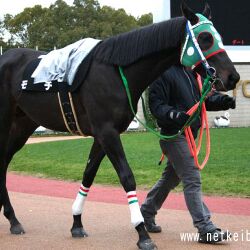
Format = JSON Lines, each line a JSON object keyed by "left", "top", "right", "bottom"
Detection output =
{"left": 31, "top": 38, "right": 101, "bottom": 85}
{"left": 21, "top": 38, "right": 101, "bottom": 92}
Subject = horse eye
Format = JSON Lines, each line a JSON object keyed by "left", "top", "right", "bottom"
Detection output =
{"left": 197, "top": 32, "right": 214, "bottom": 51}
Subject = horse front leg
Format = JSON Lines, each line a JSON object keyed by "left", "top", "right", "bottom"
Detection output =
{"left": 71, "top": 138, "right": 106, "bottom": 237}
{"left": 96, "top": 127, "right": 157, "bottom": 250}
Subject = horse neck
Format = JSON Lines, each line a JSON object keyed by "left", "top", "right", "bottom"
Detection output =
{"left": 124, "top": 45, "right": 183, "bottom": 103}
{"left": 123, "top": 18, "right": 186, "bottom": 102}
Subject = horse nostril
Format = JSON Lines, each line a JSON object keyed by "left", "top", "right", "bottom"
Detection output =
{"left": 229, "top": 73, "right": 240, "bottom": 85}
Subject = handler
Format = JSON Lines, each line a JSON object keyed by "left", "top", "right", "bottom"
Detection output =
{"left": 141, "top": 64, "right": 236, "bottom": 243}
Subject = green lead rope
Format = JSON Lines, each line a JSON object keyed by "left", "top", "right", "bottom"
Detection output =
{"left": 119, "top": 66, "right": 212, "bottom": 140}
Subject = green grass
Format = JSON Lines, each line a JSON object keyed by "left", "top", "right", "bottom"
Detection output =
{"left": 9, "top": 128, "right": 250, "bottom": 197}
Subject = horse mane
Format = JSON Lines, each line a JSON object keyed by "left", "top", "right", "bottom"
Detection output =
{"left": 94, "top": 17, "right": 186, "bottom": 66}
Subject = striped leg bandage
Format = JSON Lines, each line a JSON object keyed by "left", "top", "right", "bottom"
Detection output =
{"left": 127, "top": 191, "right": 144, "bottom": 227}
{"left": 72, "top": 185, "right": 89, "bottom": 215}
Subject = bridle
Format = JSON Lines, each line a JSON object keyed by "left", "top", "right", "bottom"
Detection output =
{"left": 180, "top": 14, "right": 226, "bottom": 89}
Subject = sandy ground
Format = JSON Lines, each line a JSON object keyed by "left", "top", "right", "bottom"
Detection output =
{"left": 0, "top": 192, "right": 249, "bottom": 250}
{"left": 26, "top": 136, "right": 83, "bottom": 144}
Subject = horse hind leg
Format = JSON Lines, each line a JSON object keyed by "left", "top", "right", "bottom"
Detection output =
{"left": 71, "top": 138, "right": 105, "bottom": 237}
{"left": 0, "top": 108, "right": 38, "bottom": 234}
{"left": 0, "top": 78, "right": 14, "bottom": 223}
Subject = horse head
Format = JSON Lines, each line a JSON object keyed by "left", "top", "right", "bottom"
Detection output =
{"left": 181, "top": 0, "right": 240, "bottom": 91}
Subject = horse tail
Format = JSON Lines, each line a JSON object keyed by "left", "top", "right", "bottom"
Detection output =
{"left": 0, "top": 55, "right": 9, "bottom": 88}
{"left": 0, "top": 59, "right": 5, "bottom": 84}
{"left": 0, "top": 61, "right": 4, "bottom": 83}
{"left": 0, "top": 49, "right": 15, "bottom": 86}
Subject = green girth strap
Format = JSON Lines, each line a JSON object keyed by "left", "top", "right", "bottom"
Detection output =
{"left": 118, "top": 66, "right": 212, "bottom": 140}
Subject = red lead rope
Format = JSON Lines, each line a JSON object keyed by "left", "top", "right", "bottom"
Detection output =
{"left": 160, "top": 74, "right": 210, "bottom": 170}
{"left": 184, "top": 74, "right": 210, "bottom": 170}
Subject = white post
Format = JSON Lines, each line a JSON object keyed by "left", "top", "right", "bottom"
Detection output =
{"left": 140, "top": 0, "right": 171, "bottom": 127}
{"left": 153, "top": 0, "right": 171, "bottom": 23}
{"left": 35, "top": 45, "right": 38, "bottom": 51}
{"left": 0, "top": 46, "right": 2, "bottom": 55}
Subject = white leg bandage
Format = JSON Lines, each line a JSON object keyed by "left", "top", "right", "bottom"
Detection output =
{"left": 127, "top": 191, "right": 144, "bottom": 227}
{"left": 72, "top": 185, "right": 89, "bottom": 215}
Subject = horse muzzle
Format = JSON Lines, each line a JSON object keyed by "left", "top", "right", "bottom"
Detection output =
{"left": 227, "top": 71, "right": 240, "bottom": 90}
{"left": 214, "top": 71, "right": 240, "bottom": 91}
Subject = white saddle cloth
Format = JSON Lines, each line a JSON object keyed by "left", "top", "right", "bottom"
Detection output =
{"left": 32, "top": 38, "right": 101, "bottom": 85}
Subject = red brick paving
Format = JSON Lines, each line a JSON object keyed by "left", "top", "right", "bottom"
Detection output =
{"left": 7, "top": 173, "right": 250, "bottom": 216}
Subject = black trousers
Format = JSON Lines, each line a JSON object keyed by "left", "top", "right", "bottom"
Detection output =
{"left": 141, "top": 135, "right": 217, "bottom": 234}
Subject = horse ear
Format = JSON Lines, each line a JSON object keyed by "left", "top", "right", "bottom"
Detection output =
{"left": 181, "top": 0, "right": 199, "bottom": 25}
{"left": 202, "top": 3, "right": 212, "bottom": 20}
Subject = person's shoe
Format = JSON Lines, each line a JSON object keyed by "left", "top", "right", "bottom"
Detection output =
{"left": 144, "top": 218, "right": 162, "bottom": 233}
{"left": 198, "top": 228, "right": 232, "bottom": 244}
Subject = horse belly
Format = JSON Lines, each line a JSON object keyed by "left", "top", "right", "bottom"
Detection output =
{"left": 17, "top": 92, "right": 69, "bottom": 132}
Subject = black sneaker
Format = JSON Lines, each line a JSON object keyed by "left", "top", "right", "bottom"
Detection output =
{"left": 198, "top": 228, "right": 232, "bottom": 244}
{"left": 144, "top": 218, "right": 162, "bottom": 233}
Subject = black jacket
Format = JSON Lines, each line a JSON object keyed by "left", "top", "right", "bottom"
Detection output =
{"left": 149, "top": 65, "right": 231, "bottom": 138}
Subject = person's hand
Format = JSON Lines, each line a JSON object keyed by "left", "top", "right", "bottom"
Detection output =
{"left": 221, "top": 95, "right": 236, "bottom": 110}
{"left": 169, "top": 111, "right": 190, "bottom": 128}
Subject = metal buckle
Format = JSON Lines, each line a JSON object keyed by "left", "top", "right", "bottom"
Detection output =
{"left": 206, "top": 67, "right": 216, "bottom": 79}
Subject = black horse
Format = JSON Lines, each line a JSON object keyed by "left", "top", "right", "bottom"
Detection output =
{"left": 0, "top": 1, "right": 239, "bottom": 250}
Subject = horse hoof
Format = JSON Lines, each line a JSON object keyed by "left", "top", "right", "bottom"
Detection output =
{"left": 10, "top": 224, "right": 25, "bottom": 235}
{"left": 137, "top": 239, "right": 158, "bottom": 250}
{"left": 71, "top": 227, "right": 88, "bottom": 238}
